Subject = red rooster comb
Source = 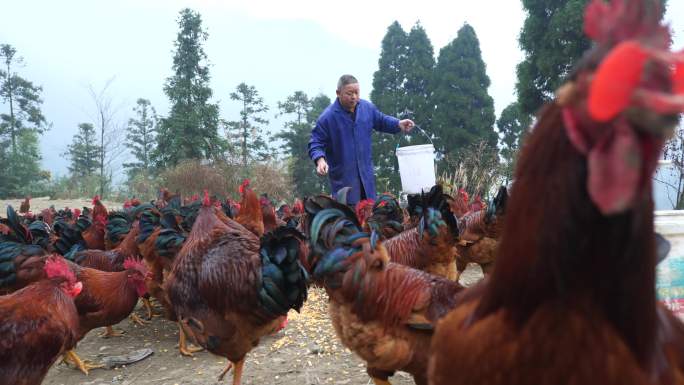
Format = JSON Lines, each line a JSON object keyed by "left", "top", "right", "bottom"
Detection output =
{"left": 45, "top": 256, "right": 76, "bottom": 283}
{"left": 123, "top": 257, "right": 147, "bottom": 273}
{"left": 293, "top": 199, "right": 304, "bottom": 214}
{"left": 239, "top": 179, "right": 251, "bottom": 194}
{"left": 458, "top": 188, "right": 469, "bottom": 205}
{"left": 355, "top": 199, "right": 375, "bottom": 224}
{"left": 202, "top": 189, "right": 211, "bottom": 207}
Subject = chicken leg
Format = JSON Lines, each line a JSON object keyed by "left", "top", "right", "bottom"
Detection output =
{"left": 142, "top": 297, "right": 157, "bottom": 319}
{"left": 218, "top": 361, "right": 232, "bottom": 381}
{"left": 178, "top": 323, "right": 203, "bottom": 356}
{"left": 218, "top": 358, "right": 244, "bottom": 384}
{"left": 62, "top": 349, "right": 104, "bottom": 375}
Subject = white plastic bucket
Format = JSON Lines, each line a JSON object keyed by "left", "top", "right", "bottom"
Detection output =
{"left": 396, "top": 144, "right": 436, "bottom": 194}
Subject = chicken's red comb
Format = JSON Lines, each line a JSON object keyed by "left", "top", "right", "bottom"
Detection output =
{"left": 588, "top": 41, "right": 650, "bottom": 122}
{"left": 123, "top": 257, "right": 146, "bottom": 273}
{"left": 458, "top": 188, "right": 469, "bottom": 204}
{"left": 202, "top": 189, "right": 211, "bottom": 207}
{"left": 675, "top": 62, "right": 684, "bottom": 95}
{"left": 239, "top": 179, "right": 251, "bottom": 194}
{"left": 355, "top": 199, "right": 375, "bottom": 222}
{"left": 44, "top": 256, "right": 76, "bottom": 283}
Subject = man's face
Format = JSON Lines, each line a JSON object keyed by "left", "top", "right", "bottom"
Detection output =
{"left": 336, "top": 83, "right": 360, "bottom": 112}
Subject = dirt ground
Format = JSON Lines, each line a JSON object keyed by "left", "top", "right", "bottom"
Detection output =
{"left": 43, "top": 288, "right": 415, "bottom": 385}
{"left": 0, "top": 196, "right": 124, "bottom": 215}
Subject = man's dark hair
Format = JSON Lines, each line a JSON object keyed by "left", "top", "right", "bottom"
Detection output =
{"left": 337, "top": 74, "right": 358, "bottom": 91}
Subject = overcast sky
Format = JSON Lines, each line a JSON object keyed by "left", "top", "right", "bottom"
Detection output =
{"left": 2, "top": 0, "right": 684, "bottom": 182}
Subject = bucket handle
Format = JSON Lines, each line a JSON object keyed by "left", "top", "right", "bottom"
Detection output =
{"left": 396, "top": 124, "right": 434, "bottom": 150}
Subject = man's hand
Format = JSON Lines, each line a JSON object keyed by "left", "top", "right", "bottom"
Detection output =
{"left": 399, "top": 119, "right": 415, "bottom": 133}
{"left": 316, "top": 157, "right": 329, "bottom": 176}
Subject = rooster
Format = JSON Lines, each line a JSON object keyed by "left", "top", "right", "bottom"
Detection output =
{"left": 454, "top": 186, "right": 508, "bottom": 275}
{"left": 104, "top": 211, "right": 133, "bottom": 250}
{"left": 260, "top": 194, "right": 285, "bottom": 233}
{"left": 0, "top": 256, "right": 82, "bottom": 385}
{"left": 355, "top": 198, "right": 375, "bottom": 230}
{"left": 235, "top": 179, "right": 265, "bottom": 237}
{"left": 91, "top": 195, "right": 108, "bottom": 222}
{"left": 305, "top": 195, "right": 462, "bottom": 385}
{"left": 61, "top": 257, "right": 148, "bottom": 374}
{"left": 19, "top": 196, "right": 30, "bottom": 214}
{"left": 0, "top": 206, "right": 55, "bottom": 294}
{"left": 164, "top": 191, "right": 308, "bottom": 383}
{"left": 134, "top": 197, "right": 202, "bottom": 356}
{"left": 67, "top": 220, "right": 141, "bottom": 274}
{"left": 366, "top": 193, "right": 404, "bottom": 239}
{"left": 428, "top": 1, "right": 684, "bottom": 384}
{"left": 383, "top": 185, "right": 460, "bottom": 280}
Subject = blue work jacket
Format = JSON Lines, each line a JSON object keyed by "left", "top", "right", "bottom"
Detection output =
{"left": 308, "top": 98, "right": 400, "bottom": 204}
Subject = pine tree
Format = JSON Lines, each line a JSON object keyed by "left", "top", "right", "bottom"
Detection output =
{"left": 0, "top": 44, "right": 49, "bottom": 197}
{"left": 404, "top": 22, "right": 435, "bottom": 137}
{"left": 65, "top": 123, "right": 101, "bottom": 178}
{"left": 225, "top": 83, "right": 270, "bottom": 167}
{"left": 432, "top": 24, "right": 497, "bottom": 167}
{"left": 153, "top": 8, "right": 226, "bottom": 168}
{"left": 276, "top": 91, "right": 329, "bottom": 197}
{"left": 124, "top": 98, "right": 157, "bottom": 179}
{"left": 0, "top": 131, "right": 47, "bottom": 197}
{"left": 370, "top": 21, "right": 409, "bottom": 193}
{"left": 0, "top": 44, "right": 47, "bottom": 155}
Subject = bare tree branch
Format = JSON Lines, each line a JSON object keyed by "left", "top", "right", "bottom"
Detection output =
{"left": 84, "top": 77, "right": 127, "bottom": 197}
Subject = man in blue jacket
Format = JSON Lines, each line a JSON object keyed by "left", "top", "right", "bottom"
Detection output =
{"left": 308, "top": 74, "right": 414, "bottom": 205}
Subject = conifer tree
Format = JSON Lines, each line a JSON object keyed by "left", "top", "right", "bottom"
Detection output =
{"left": 432, "top": 24, "right": 496, "bottom": 167}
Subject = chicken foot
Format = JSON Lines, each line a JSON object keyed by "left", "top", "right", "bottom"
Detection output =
{"left": 62, "top": 349, "right": 104, "bottom": 375}
{"left": 129, "top": 313, "right": 150, "bottom": 326}
{"left": 99, "top": 325, "right": 125, "bottom": 338}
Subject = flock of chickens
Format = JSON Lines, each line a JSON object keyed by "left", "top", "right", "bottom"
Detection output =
{"left": 4, "top": 0, "right": 684, "bottom": 384}
{"left": 0, "top": 174, "right": 503, "bottom": 385}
